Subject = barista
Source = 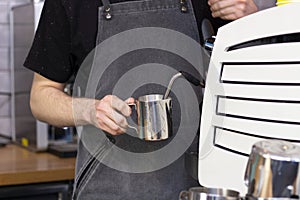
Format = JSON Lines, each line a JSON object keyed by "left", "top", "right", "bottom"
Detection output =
{"left": 24, "top": 0, "right": 275, "bottom": 199}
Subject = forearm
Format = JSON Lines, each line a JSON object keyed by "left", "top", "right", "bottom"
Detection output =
{"left": 30, "top": 74, "right": 94, "bottom": 127}
{"left": 31, "top": 85, "right": 74, "bottom": 127}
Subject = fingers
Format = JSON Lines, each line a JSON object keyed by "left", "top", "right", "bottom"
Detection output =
{"left": 211, "top": 5, "right": 239, "bottom": 20}
{"left": 107, "top": 95, "right": 132, "bottom": 117}
{"left": 208, "top": 0, "right": 235, "bottom": 9}
{"left": 209, "top": 0, "right": 235, "bottom": 19}
{"left": 208, "top": 0, "right": 258, "bottom": 20}
{"left": 94, "top": 95, "right": 132, "bottom": 135}
{"left": 96, "top": 110, "right": 127, "bottom": 135}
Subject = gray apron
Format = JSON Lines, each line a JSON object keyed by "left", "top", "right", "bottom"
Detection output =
{"left": 73, "top": 0, "right": 203, "bottom": 199}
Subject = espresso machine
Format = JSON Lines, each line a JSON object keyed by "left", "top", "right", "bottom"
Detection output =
{"left": 180, "top": 4, "right": 300, "bottom": 200}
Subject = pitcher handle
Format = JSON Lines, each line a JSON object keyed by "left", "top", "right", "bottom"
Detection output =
{"left": 244, "top": 153, "right": 253, "bottom": 187}
{"left": 179, "top": 191, "right": 189, "bottom": 200}
{"left": 127, "top": 103, "right": 138, "bottom": 133}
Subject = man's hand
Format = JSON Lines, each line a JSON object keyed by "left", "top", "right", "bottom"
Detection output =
{"left": 30, "top": 73, "right": 135, "bottom": 136}
{"left": 208, "top": 0, "right": 258, "bottom": 20}
{"left": 90, "top": 95, "right": 135, "bottom": 135}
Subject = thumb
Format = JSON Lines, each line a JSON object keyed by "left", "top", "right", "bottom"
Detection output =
{"left": 125, "top": 97, "right": 135, "bottom": 104}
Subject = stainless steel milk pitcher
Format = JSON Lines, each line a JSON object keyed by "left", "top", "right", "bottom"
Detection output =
{"left": 244, "top": 140, "right": 300, "bottom": 199}
{"left": 128, "top": 94, "right": 172, "bottom": 141}
{"left": 179, "top": 187, "right": 240, "bottom": 200}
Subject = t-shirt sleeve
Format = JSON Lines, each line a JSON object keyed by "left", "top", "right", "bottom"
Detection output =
{"left": 23, "top": 0, "right": 73, "bottom": 83}
{"left": 253, "top": 0, "right": 276, "bottom": 11}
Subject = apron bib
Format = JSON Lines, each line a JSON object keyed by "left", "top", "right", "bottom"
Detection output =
{"left": 73, "top": 0, "right": 203, "bottom": 199}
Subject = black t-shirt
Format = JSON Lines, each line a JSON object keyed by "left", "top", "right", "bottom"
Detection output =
{"left": 24, "top": 0, "right": 227, "bottom": 83}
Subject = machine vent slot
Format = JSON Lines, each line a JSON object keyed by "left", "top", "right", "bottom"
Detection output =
{"left": 227, "top": 32, "right": 300, "bottom": 51}
{"left": 220, "top": 62, "right": 300, "bottom": 85}
{"left": 217, "top": 96, "right": 300, "bottom": 125}
{"left": 213, "top": 127, "right": 300, "bottom": 155}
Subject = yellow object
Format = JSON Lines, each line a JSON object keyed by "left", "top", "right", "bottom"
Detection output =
{"left": 21, "top": 137, "right": 29, "bottom": 147}
{"left": 276, "top": 0, "right": 300, "bottom": 6}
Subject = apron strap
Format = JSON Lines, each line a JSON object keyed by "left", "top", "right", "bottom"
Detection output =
{"left": 101, "top": 0, "right": 112, "bottom": 20}
{"left": 180, "top": 0, "right": 188, "bottom": 13}
{"left": 101, "top": 0, "right": 188, "bottom": 20}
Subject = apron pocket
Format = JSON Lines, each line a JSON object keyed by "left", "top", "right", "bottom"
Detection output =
{"left": 73, "top": 155, "right": 100, "bottom": 199}
{"left": 73, "top": 143, "right": 109, "bottom": 199}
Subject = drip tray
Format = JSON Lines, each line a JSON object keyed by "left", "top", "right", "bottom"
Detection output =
{"left": 48, "top": 143, "right": 77, "bottom": 158}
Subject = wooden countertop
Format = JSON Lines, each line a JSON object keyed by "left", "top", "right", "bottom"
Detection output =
{"left": 0, "top": 144, "right": 76, "bottom": 186}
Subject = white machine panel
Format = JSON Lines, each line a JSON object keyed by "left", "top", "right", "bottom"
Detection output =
{"left": 199, "top": 4, "right": 300, "bottom": 194}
